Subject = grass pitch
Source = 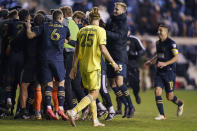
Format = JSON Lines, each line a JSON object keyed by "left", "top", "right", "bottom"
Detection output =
{"left": 0, "top": 90, "right": 197, "bottom": 131}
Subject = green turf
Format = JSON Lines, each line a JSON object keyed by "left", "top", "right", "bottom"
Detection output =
{"left": 0, "top": 90, "right": 197, "bottom": 131}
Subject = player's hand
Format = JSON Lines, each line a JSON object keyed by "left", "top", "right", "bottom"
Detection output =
{"left": 144, "top": 60, "right": 152, "bottom": 68}
{"left": 112, "top": 63, "right": 119, "bottom": 72}
{"left": 65, "top": 39, "right": 68, "bottom": 43}
{"left": 157, "top": 61, "right": 167, "bottom": 68}
{"left": 69, "top": 67, "right": 77, "bottom": 80}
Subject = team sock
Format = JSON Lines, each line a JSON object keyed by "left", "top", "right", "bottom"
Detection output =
{"left": 112, "top": 87, "right": 128, "bottom": 107}
{"left": 52, "top": 87, "right": 59, "bottom": 111}
{"left": 73, "top": 95, "right": 93, "bottom": 113}
{"left": 119, "top": 84, "right": 134, "bottom": 109}
{"left": 156, "top": 96, "right": 165, "bottom": 115}
{"left": 90, "top": 100, "right": 97, "bottom": 121}
{"left": 171, "top": 96, "right": 183, "bottom": 106}
{"left": 45, "top": 86, "right": 52, "bottom": 107}
{"left": 35, "top": 87, "right": 42, "bottom": 111}
{"left": 57, "top": 86, "right": 65, "bottom": 108}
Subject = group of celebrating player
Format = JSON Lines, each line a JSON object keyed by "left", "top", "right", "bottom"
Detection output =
{"left": 0, "top": 1, "right": 184, "bottom": 127}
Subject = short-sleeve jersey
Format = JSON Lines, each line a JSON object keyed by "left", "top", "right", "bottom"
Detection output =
{"left": 77, "top": 25, "right": 106, "bottom": 72}
{"left": 7, "top": 19, "right": 27, "bottom": 53}
{"left": 156, "top": 37, "right": 178, "bottom": 72}
{"left": 34, "top": 21, "right": 70, "bottom": 61}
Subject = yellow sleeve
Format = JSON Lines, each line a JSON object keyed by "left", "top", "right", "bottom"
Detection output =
{"left": 98, "top": 28, "right": 106, "bottom": 45}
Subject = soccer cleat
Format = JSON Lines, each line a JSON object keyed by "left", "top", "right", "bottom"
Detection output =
{"left": 14, "top": 111, "right": 30, "bottom": 120}
{"left": 54, "top": 111, "right": 60, "bottom": 120}
{"left": 154, "top": 114, "right": 166, "bottom": 120}
{"left": 177, "top": 101, "right": 184, "bottom": 116}
{"left": 93, "top": 121, "right": 105, "bottom": 127}
{"left": 115, "top": 109, "right": 122, "bottom": 115}
{"left": 58, "top": 109, "right": 69, "bottom": 120}
{"left": 67, "top": 110, "right": 76, "bottom": 127}
{"left": 74, "top": 113, "right": 79, "bottom": 120}
{"left": 35, "top": 111, "right": 42, "bottom": 120}
{"left": 127, "top": 107, "right": 135, "bottom": 118}
{"left": 135, "top": 96, "right": 141, "bottom": 104}
{"left": 122, "top": 106, "right": 129, "bottom": 118}
{"left": 105, "top": 113, "right": 115, "bottom": 121}
{"left": 46, "top": 109, "right": 58, "bottom": 120}
{"left": 98, "top": 110, "right": 107, "bottom": 118}
{"left": 14, "top": 109, "right": 30, "bottom": 120}
{"left": 7, "top": 101, "right": 12, "bottom": 114}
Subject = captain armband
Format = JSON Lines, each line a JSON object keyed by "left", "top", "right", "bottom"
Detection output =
{"left": 171, "top": 48, "right": 179, "bottom": 55}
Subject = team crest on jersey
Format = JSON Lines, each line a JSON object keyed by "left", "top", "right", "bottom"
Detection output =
{"left": 172, "top": 44, "right": 176, "bottom": 48}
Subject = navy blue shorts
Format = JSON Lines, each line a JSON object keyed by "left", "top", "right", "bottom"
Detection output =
{"left": 40, "top": 61, "right": 65, "bottom": 83}
{"left": 6, "top": 52, "right": 24, "bottom": 83}
{"left": 106, "top": 61, "right": 127, "bottom": 78}
{"left": 154, "top": 70, "right": 176, "bottom": 93}
{"left": 22, "top": 58, "right": 40, "bottom": 83}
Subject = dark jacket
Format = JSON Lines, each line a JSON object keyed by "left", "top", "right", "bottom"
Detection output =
{"left": 127, "top": 35, "right": 145, "bottom": 68}
{"left": 106, "top": 13, "right": 128, "bottom": 64}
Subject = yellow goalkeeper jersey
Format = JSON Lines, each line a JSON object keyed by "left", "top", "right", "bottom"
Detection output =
{"left": 77, "top": 25, "right": 106, "bottom": 72}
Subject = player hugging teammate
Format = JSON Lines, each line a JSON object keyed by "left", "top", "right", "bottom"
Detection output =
{"left": 0, "top": 0, "right": 184, "bottom": 127}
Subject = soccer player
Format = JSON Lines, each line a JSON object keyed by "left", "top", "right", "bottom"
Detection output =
{"left": 67, "top": 7, "right": 119, "bottom": 127}
{"left": 116, "top": 32, "right": 145, "bottom": 114}
{"left": 20, "top": 13, "right": 45, "bottom": 120}
{"left": 60, "top": 6, "right": 86, "bottom": 112}
{"left": 5, "top": 9, "right": 29, "bottom": 117}
{"left": 72, "top": 11, "right": 86, "bottom": 29}
{"left": 144, "top": 24, "right": 184, "bottom": 120}
{"left": 26, "top": 9, "right": 70, "bottom": 120}
{"left": 106, "top": 2, "right": 135, "bottom": 118}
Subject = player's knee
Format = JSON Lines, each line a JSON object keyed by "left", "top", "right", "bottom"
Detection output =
{"left": 167, "top": 95, "right": 173, "bottom": 101}
{"left": 155, "top": 87, "right": 162, "bottom": 96}
{"left": 58, "top": 80, "right": 65, "bottom": 87}
{"left": 89, "top": 90, "right": 99, "bottom": 100}
{"left": 46, "top": 81, "right": 53, "bottom": 87}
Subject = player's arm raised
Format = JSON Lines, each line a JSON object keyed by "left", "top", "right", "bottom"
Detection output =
{"left": 26, "top": 20, "right": 37, "bottom": 39}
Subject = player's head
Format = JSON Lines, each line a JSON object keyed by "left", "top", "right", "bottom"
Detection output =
{"left": 34, "top": 13, "right": 45, "bottom": 26}
{"left": 18, "top": 9, "right": 30, "bottom": 22}
{"left": 60, "top": 6, "right": 73, "bottom": 18}
{"left": 73, "top": 11, "right": 86, "bottom": 24}
{"left": 114, "top": 2, "right": 127, "bottom": 16}
{"left": 8, "top": 9, "right": 18, "bottom": 19}
{"left": 36, "top": 10, "right": 47, "bottom": 16}
{"left": 52, "top": 9, "right": 63, "bottom": 23}
{"left": 89, "top": 7, "right": 100, "bottom": 24}
{"left": 50, "top": 9, "right": 55, "bottom": 15}
{"left": 157, "top": 24, "right": 169, "bottom": 40}
{"left": 0, "top": 9, "right": 9, "bottom": 19}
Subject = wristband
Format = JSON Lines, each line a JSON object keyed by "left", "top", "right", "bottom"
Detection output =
{"left": 110, "top": 62, "right": 116, "bottom": 66}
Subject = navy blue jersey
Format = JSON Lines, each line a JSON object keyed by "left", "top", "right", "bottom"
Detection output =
{"left": 156, "top": 37, "right": 178, "bottom": 72}
{"left": 34, "top": 21, "right": 70, "bottom": 61}
{"left": 7, "top": 19, "right": 27, "bottom": 53}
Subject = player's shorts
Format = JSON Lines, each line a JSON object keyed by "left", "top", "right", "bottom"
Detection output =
{"left": 21, "top": 58, "right": 39, "bottom": 83}
{"left": 154, "top": 70, "right": 176, "bottom": 93}
{"left": 106, "top": 61, "right": 127, "bottom": 78}
{"left": 80, "top": 69, "right": 101, "bottom": 91}
{"left": 40, "top": 61, "right": 65, "bottom": 83}
{"left": 6, "top": 52, "right": 24, "bottom": 83}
